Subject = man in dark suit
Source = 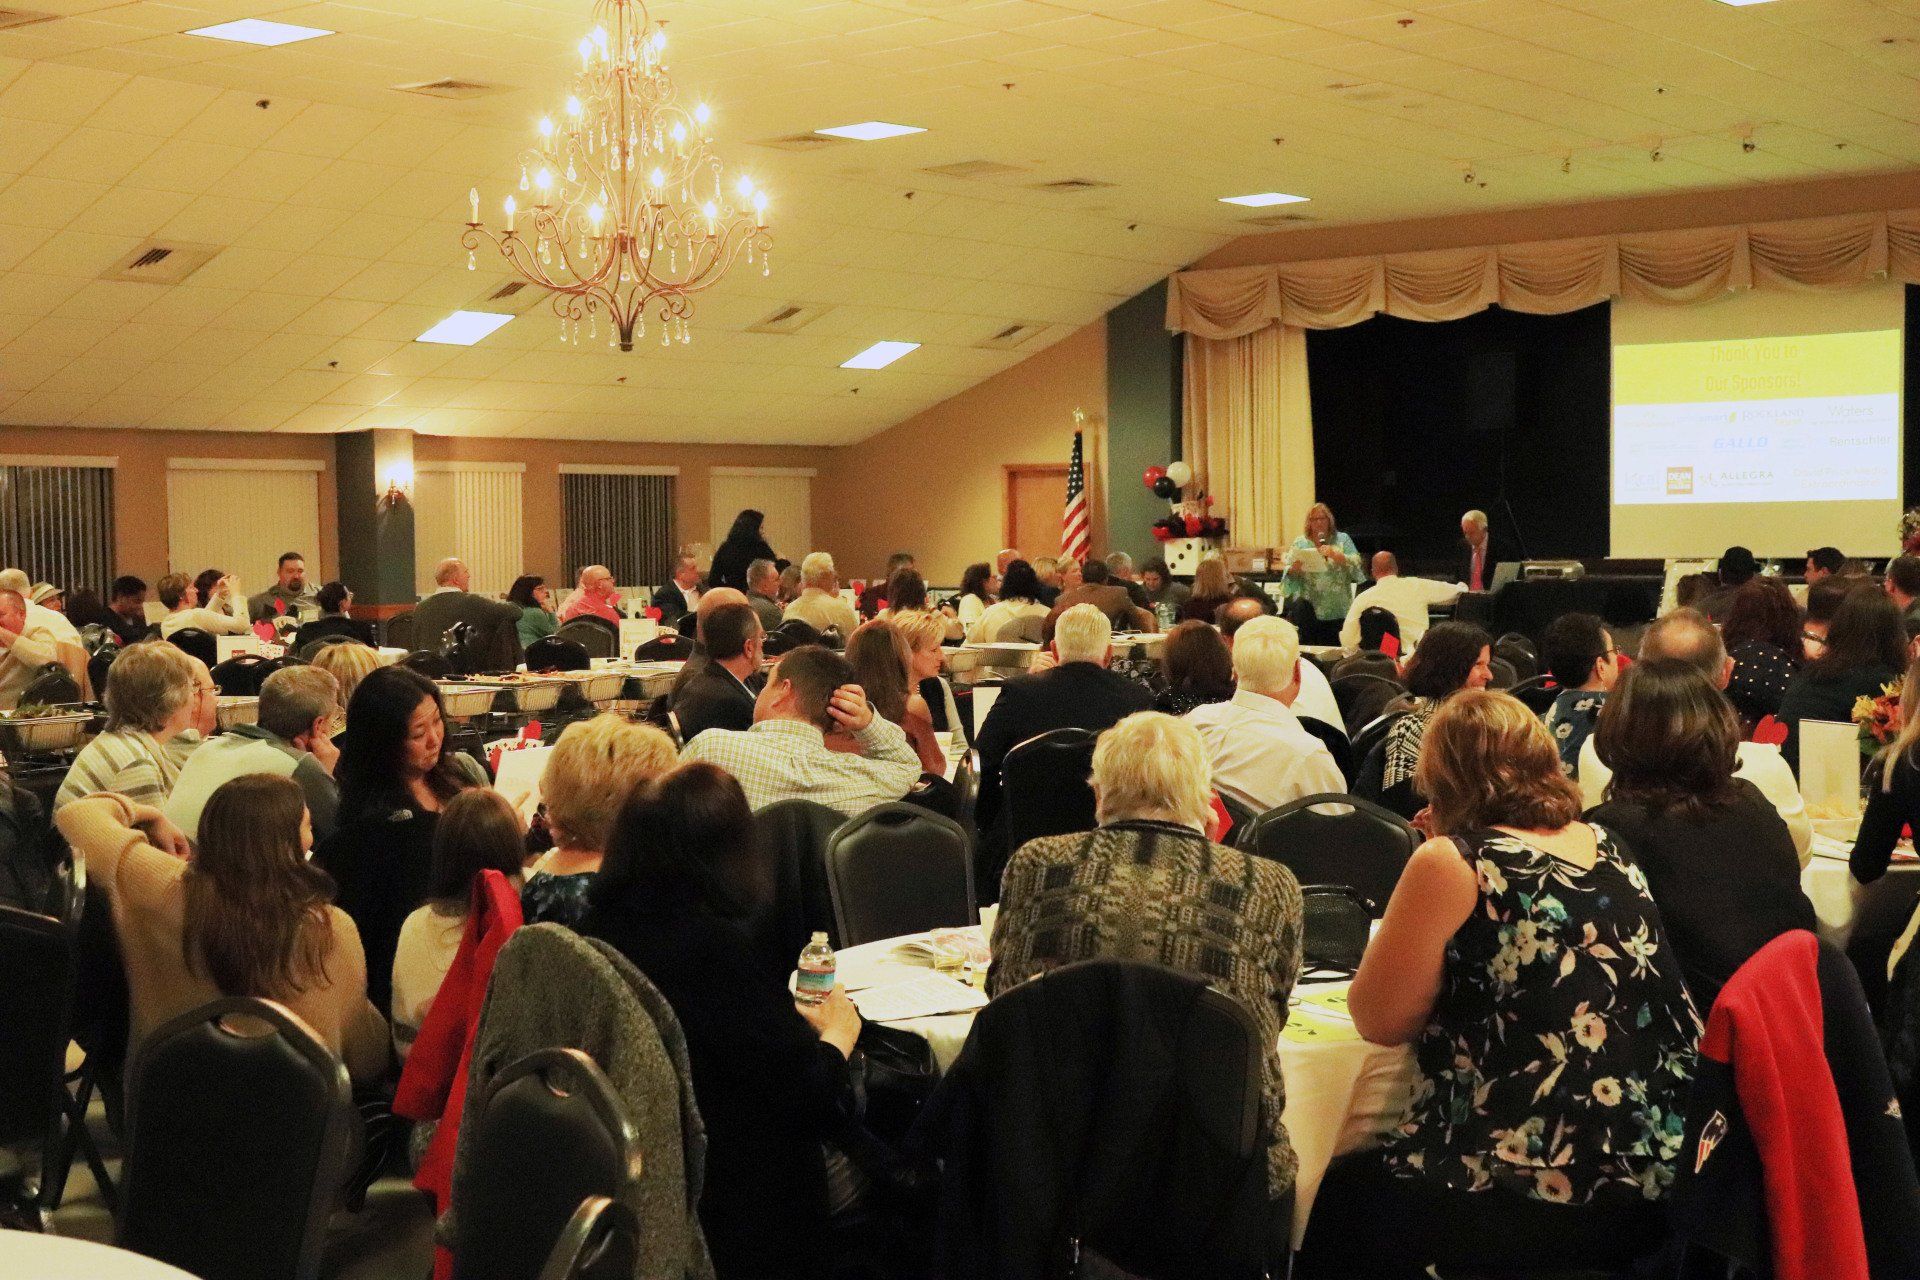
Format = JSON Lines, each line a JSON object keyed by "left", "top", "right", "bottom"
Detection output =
{"left": 411, "top": 557, "right": 523, "bottom": 673}
{"left": 672, "top": 599, "right": 763, "bottom": 744}
{"left": 653, "top": 553, "right": 705, "bottom": 626}
{"left": 975, "top": 604, "right": 1154, "bottom": 885}
{"left": 1457, "top": 508, "right": 1506, "bottom": 593}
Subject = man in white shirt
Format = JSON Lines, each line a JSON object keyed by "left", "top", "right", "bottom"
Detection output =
{"left": 1184, "top": 615, "right": 1345, "bottom": 814}
{"left": 781, "top": 551, "right": 859, "bottom": 638}
{"left": 155, "top": 572, "right": 251, "bottom": 638}
{"left": 1577, "top": 608, "right": 1812, "bottom": 863}
{"left": 681, "top": 644, "right": 920, "bottom": 816}
{"left": 1219, "top": 597, "right": 1341, "bottom": 734}
{"left": 1339, "top": 552, "right": 1464, "bottom": 651}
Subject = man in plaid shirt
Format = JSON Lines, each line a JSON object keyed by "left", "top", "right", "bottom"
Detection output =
{"left": 681, "top": 645, "right": 922, "bottom": 816}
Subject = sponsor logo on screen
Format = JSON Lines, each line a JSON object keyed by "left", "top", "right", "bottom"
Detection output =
{"left": 1665, "top": 467, "right": 1694, "bottom": 495}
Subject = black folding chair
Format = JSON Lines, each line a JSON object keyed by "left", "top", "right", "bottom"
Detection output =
{"left": 556, "top": 618, "right": 618, "bottom": 660}
{"left": 164, "top": 626, "right": 218, "bottom": 669}
{"left": 772, "top": 618, "right": 822, "bottom": 650}
{"left": 1348, "top": 709, "right": 1407, "bottom": 781}
{"left": 1001, "top": 727, "right": 1099, "bottom": 854}
{"left": 527, "top": 635, "right": 593, "bottom": 672}
{"left": 119, "top": 998, "right": 357, "bottom": 1280}
{"left": 825, "top": 803, "right": 976, "bottom": 947}
{"left": 1300, "top": 885, "right": 1374, "bottom": 976}
{"left": 1298, "top": 715, "right": 1355, "bottom": 787}
{"left": 747, "top": 799, "right": 845, "bottom": 978}
{"left": 1235, "top": 792, "right": 1419, "bottom": 915}
{"left": 538, "top": 1197, "right": 640, "bottom": 1280}
{"left": 210, "top": 654, "right": 269, "bottom": 696}
{"left": 1495, "top": 632, "right": 1538, "bottom": 682}
{"left": 18, "top": 664, "right": 80, "bottom": 708}
{"left": 450, "top": 1049, "right": 641, "bottom": 1280}
{"left": 294, "top": 636, "right": 349, "bottom": 663}
{"left": 401, "top": 650, "right": 452, "bottom": 679}
{"left": 1488, "top": 656, "right": 1518, "bottom": 690}
{"left": 633, "top": 633, "right": 695, "bottom": 662}
{"left": 1329, "top": 672, "right": 1405, "bottom": 740}
{"left": 383, "top": 610, "right": 415, "bottom": 651}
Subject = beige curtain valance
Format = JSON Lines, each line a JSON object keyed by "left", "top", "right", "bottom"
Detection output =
{"left": 1167, "top": 209, "right": 1920, "bottom": 338}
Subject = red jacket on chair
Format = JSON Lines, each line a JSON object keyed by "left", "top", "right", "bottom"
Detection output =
{"left": 393, "top": 869, "right": 524, "bottom": 1219}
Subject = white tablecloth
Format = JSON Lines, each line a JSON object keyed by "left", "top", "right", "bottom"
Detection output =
{"left": 834, "top": 933, "right": 1415, "bottom": 1247}
{"left": 0, "top": 1232, "right": 198, "bottom": 1280}
{"left": 1802, "top": 848, "right": 1920, "bottom": 947}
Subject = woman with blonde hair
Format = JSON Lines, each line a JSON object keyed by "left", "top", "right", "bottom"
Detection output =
{"left": 1300, "top": 690, "right": 1698, "bottom": 1279}
{"left": 989, "top": 711, "right": 1304, "bottom": 1200}
{"left": 1178, "top": 554, "right": 1235, "bottom": 623}
{"left": 890, "top": 607, "right": 964, "bottom": 739}
{"left": 522, "top": 713, "right": 678, "bottom": 927}
{"left": 1281, "top": 502, "right": 1364, "bottom": 632}
{"left": 308, "top": 641, "right": 381, "bottom": 730}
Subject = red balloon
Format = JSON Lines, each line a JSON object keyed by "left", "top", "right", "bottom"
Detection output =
{"left": 1183, "top": 514, "right": 1203, "bottom": 537}
{"left": 1151, "top": 525, "right": 1172, "bottom": 542}
{"left": 1142, "top": 466, "right": 1166, "bottom": 492}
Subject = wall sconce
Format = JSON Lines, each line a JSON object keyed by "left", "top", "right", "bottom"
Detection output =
{"left": 378, "top": 462, "right": 414, "bottom": 509}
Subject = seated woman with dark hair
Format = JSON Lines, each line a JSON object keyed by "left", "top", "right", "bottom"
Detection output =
{"left": 582, "top": 763, "right": 867, "bottom": 1279}
{"left": 1588, "top": 660, "right": 1814, "bottom": 1009}
{"left": 966, "top": 559, "right": 1049, "bottom": 644}
{"left": 506, "top": 574, "right": 557, "bottom": 651}
{"left": 1300, "top": 690, "right": 1698, "bottom": 1280}
{"left": 1153, "top": 620, "right": 1235, "bottom": 716}
{"left": 1778, "top": 584, "right": 1908, "bottom": 770}
{"left": 1720, "top": 575, "right": 1802, "bottom": 724}
{"left": 839, "top": 619, "right": 945, "bottom": 774}
{"left": 1355, "top": 620, "right": 1493, "bottom": 819}
{"left": 294, "top": 581, "right": 376, "bottom": 651}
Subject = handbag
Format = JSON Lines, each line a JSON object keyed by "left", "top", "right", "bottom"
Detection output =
{"left": 837, "top": 1022, "right": 941, "bottom": 1208}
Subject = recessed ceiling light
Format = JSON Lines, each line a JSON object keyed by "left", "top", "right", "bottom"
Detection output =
{"left": 1219, "top": 192, "right": 1311, "bottom": 207}
{"left": 841, "top": 341, "right": 919, "bottom": 370}
{"left": 1712, "top": 0, "right": 1779, "bottom": 5}
{"left": 416, "top": 311, "right": 513, "bottom": 346}
{"left": 815, "top": 122, "right": 926, "bottom": 142}
{"left": 185, "top": 18, "right": 333, "bottom": 45}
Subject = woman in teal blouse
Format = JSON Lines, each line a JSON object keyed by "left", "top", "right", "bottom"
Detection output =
{"left": 1282, "top": 503, "right": 1364, "bottom": 624}
{"left": 508, "top": 575, "right": 557, "bottom": 650}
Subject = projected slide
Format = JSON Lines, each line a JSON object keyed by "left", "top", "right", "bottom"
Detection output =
{"left": 1613, "top": 330, "right": 1901, "bottom": 507}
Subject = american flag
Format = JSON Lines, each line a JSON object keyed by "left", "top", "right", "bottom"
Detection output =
{"left": 1061, "top": 428, "right": 1090, "bottom": 562}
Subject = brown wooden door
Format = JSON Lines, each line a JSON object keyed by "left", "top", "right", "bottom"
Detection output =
{"left": 1005, "top": 465, "right": 1068, "bottom": 562}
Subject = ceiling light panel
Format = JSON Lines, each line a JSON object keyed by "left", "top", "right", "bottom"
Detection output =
{"left": 815, "top": 122, "right": 926, "bottom": 141}
{"left": 1219, "top": 192, "right": 1311, "bottom": 207}
{"left": 185, "top": 18, "right": 333, "bottom": 45}
{"left": 416, "top": 311, "right": 513, "bottom": 346}
{"left": 841, "top": 341, "right": 919, "bottom": 369}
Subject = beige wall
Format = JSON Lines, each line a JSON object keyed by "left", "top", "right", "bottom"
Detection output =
{"left": 411, "top": 435, "right": 829, "bottom": 587}
{"left": 813, "top": 321, "right": 1110, "bottom": 585}
{"left": 0, "top": 426, "right": 341, "bottom": 585}
{"left": 1197, "top": 170, "right": 1920, "bottom": 269}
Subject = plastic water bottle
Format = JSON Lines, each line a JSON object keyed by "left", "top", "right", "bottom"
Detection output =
{"left": 1154, "top": 601, "right": 1175, "bottom": 632}
{"left": 796, "top": 931, "right": 835, "bottom": 1006}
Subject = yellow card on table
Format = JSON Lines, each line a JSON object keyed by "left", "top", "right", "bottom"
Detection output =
{"left": 1283, "top": 1008, "right": 1361, "bottom": 1044}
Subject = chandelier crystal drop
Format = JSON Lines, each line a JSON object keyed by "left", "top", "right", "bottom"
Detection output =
{"left": 462, "top": 0, "right": 771, "bottom": 351}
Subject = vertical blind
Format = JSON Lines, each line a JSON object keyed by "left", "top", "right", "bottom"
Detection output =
{"left": 415, "top": 465, "right": 524, "bottom": 598}
{"left": 0, "top": 464, "right": 115, "bottom": 598}
{"left": 166, "top": 462, "right": 323, "bottom": 591}
{"left": 562, "top": 471, "right": 676, "bottom": 589}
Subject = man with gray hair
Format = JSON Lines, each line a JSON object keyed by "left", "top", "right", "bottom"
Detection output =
{"left": 1575, "top": 607, "right": 1811, "bottom": 861}
{"left": 1458, "top": 508, "right": 1502, "bottom": 593}
{"left": 1185, "top": 614, "right": 1344, "bottom": 814}
{"left": 0, "top": 586, "right": 63, "bottom": 711}
{"left": 973, "top": 603, "right": 1155, "bottom": 890}
{"left": 782, "top": 551, "right": 858, "bottom": 637}
{"left": 412, "top": 556, "right": 523, "bottom": 672}
{"left": 744, "top": 558, "right": 783, "bottom": 631}
{"left": 1105, "top": 551, "right": 1153, "bottom": 611}
{"left": 166, "top": 665, "right": 343, "bottom": 844}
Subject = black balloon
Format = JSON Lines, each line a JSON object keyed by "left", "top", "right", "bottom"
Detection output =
{"left": 1151, "top": 476, "right": 1179, "bottom": 499}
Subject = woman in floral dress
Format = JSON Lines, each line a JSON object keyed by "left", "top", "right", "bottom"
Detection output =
{"left": 1298, "top": 689, "right": 1700, "bottom": 1279}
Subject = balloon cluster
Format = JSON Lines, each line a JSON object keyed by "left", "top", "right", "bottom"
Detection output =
{"left": 1143, "top": 460, "right": 1226, "bottom": 541}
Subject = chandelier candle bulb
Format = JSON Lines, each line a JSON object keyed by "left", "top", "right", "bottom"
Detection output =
{"left": 504, "top": 195, "right": 515, "bottom": 232}
{"left": 469, "top": 188, "right": 479, "bottom": 223}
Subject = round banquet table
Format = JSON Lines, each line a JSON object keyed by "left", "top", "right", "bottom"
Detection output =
{"left": 1799, "top": 833, "right": 1920, "bottom": 949}
{"left": 0, "top": 1231, "right": 198, "bottom": 1280}
{"left": 834, "top": 931, "right": 1417, "bottom": 1248}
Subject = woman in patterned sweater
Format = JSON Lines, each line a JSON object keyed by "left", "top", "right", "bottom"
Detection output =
{"left": 987, "top": 710, "right": 1304, "bottom": 1198}
{"left": 1300, "top": 690, "right": 1699, "bottom": 1279}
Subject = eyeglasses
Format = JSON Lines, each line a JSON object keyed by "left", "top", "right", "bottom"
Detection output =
{"left": 194, "top": 683, "right": 217, "bottom": 697}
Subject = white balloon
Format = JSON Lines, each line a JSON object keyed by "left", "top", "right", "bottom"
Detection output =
{"left": 1165, "top": 461, "right": 1193, "bottom": 487}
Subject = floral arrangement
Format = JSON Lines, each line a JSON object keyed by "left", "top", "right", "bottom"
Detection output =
{"left": 1853, "top": 676, "right": 1904, "bottom": 759}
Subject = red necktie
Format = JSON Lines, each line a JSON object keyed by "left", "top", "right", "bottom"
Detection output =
{"left": 1471, "top": 547, "right": 1484, "bottom": 592}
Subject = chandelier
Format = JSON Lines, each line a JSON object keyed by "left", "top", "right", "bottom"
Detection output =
{"left": 462, "top": 0, "right": 771, "bottom": 351}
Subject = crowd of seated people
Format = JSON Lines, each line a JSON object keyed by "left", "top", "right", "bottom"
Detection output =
{"left": 30, "top": 523, "right": 1920, "bottom": 1280}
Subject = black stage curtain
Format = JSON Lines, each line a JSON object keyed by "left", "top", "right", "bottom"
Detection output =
{"left": 1305, "top": 301, "right": 1611, "bottom": 574}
